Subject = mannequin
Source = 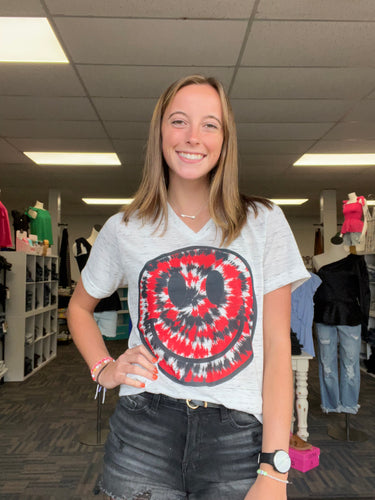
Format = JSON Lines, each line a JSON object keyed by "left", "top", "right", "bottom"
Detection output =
{"left": 26, "top": 200, "right": 53, "bottom": 245}
{"left": 312, "top": 243, "right": 348, "bottom": 271}
{"left": 340, "top": 192, "right": 369, "bottom": 252}
{"left": 73, "top": 225, "right": 120, "bottom": 338}
{"left": 313, "top": 238, "right": 370, "bottom": 439}
{"left": 72, "top": 224, "right": 102, "bottom": 256}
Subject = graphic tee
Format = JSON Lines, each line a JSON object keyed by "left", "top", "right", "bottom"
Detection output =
{"left": 82, "top": 203, "right": 309, "bottom": 419}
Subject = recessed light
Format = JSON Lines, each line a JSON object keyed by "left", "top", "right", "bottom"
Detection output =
{"left": 294, "top": 154, "right": 375, "bottom": 166}
{"left": 271, "top": 199, "right": 308, "bottom": 206}
{"left": 82, "top": 198, "right": 133, "bottom": 205}
{"left": 24, "top": 152, "right": 121, "bottom": 165}
{"left": 0, "top": 17, "right": 68, "bottom": 63}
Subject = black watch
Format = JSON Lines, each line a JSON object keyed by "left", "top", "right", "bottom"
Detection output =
{"left": 258, "top": 450, "right": 291, "bottom": 474}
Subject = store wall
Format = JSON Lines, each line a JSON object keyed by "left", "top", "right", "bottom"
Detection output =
{"left": 63, "top": 213, "right": 320, "bottom": 284}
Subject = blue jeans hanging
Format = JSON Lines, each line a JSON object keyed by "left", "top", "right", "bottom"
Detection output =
{"left": 316, "top": 323, "right": 361, "bottom": 414}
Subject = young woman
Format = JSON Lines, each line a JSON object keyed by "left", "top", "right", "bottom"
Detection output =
{"left": 68, "top": 75, "right": 309, "bottom": 500}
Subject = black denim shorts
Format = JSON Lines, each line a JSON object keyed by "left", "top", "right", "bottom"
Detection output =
{"left": 100, "top": 392, "right": 262, "bottom": 500}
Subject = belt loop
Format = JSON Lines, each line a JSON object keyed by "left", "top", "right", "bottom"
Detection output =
{"left": 219, "top": 405, "right": 229, "bottom": 422}
{"left": 150, "top": 393, "right": 161, "bottom": 414}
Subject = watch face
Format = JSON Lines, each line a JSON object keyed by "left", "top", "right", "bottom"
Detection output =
{"left": 274, "top": 450, "right": 291, "bottom": 473}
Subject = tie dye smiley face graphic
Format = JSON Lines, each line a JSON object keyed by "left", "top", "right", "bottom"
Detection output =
{"left": 138, "top": 246, "right": 256, "bottom": 386}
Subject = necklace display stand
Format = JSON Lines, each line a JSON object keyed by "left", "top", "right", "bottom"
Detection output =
{"left": 328, "top": 413, "right": 368, "bottom": 442}
{"left": 79, "top": 390, "right": 109, "bottom": 446}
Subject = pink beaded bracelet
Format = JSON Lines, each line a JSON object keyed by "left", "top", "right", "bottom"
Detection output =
{"left": 90, "top": 356, "right": 114, "bottom": 381}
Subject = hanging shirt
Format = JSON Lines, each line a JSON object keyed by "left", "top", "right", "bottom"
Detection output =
{"left": 291, "top": 272, "right": 322, "bottom": 356}
{"left": 0, "top": 201, "right": 12, "bottom": 247}
{"left": 26, "top": 206, "right": 53, "bottom": 244}
{"left": 313, "top": 254, "right": 370, "bottom": 339}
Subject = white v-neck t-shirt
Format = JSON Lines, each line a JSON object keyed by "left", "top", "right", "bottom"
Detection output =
{"left": 82, "top": 203, "right": 309, "bottom": 419}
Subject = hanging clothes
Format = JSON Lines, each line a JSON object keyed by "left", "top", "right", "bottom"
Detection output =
{"left": 314, "top": 228, "right": 324, "bottom": 255}
{"left": 59, "top": 227, "right": 71, "bottom": 288}
{"left": 291, "top": 272, "right": 322, "bottom": 356}
{"left": 0, "top": 201, "right": 12, "bottom": 248}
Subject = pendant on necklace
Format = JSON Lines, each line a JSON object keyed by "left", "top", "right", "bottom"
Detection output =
{"left": 180, "top": 214, "right": 196, "bottom": 220}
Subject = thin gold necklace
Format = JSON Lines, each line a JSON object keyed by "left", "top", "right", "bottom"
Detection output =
{"left": 170, "top": 200, "right": 207, "bottom": 220}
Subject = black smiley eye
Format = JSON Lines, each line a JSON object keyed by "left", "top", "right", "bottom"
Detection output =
{"left": 206, "top": 270, "right": 225, "bottom": 305}
{"left": 168, "top": 272, "right": 188, "bottom": 307}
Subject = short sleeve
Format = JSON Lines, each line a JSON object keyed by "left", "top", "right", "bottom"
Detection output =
{"left": 263, "top": 205, "right": 310, "bottom": 295}
{"left": 81, "top": 213, "right": 125, "bottom": 299}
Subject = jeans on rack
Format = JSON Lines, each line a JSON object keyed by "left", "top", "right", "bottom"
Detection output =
{"left": 316, "top": 323, "right": 361, "bottom": 414}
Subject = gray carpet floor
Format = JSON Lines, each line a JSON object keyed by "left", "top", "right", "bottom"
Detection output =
{"left": 0, "top": 338, "right": 374, "bottom": 499}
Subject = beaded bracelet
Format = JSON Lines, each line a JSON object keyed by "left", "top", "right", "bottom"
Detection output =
{"left": 90, "top": 356, "right": 114, "bottom": 382}
{"left": 95, "top": 360, "right": 114, "bottom": 385}
{"left": 257, "top": 469, "right": 291, "bottom": 485}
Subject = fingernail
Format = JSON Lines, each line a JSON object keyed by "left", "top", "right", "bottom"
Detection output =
{"left": 152, "top": 357, "right": 158, "bottom": 363}
{"left": 140, "top": 382, "right": 146, "bottom": 388}
{"left": 152, "top": 373, "right": 158, "bottom": 380}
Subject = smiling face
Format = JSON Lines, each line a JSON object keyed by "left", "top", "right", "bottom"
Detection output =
{"left": 138, "top": 246, "right": 257, "bottom": 386}
{"left": 161, "top": 84, "right": 224, "bottom": 183}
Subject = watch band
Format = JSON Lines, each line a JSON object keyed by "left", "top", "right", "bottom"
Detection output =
{"left": 258, "top": 452, "right": 275, "bottom": 466}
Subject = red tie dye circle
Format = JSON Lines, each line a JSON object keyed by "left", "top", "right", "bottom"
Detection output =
{"left": 138, "top": 246, "right": 256, "bottom": 386}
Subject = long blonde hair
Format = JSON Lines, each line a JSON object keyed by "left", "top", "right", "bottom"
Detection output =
{"left": 123, "top": 74, "right": 271, "bottom": 245}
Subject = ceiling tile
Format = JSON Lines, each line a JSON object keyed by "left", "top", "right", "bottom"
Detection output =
{"left": 231, "top": 99, "right": 354, "bottom": 123}
{"left": 231, "top": 68, "right": 375, "bottom": 99}
{"left": 77, "top": 65, "right": 234, "bottom": 97}
{"left": 47, "top": 0, "right": 255, "bottom": 18}
{"left": 239, "top": 154, "right": 300, "bottom": 166}
{"left": 323, "top": 122, "right": 375, "bottom": 141}
{"left": 93, "top": 98, "right": 157, "bottom": 121}
{"left": 55, "top": 18, "right": 247, "bottom": 65}
{"left": 0, "top": 0, "right": 45, "bottom": 15}
{"left": 0, "top": 97, "right": 97, "bottom": 120}
{"left": 238, "top": 140, "right": 314, "bottom": 155}
{"left": 0, "top": 65, "right": 85, "bottom": 96}
{"left": 308, "top": 139, "right": 375, "bottom": 154}
{"left": 243, "top": 21, "right": 375, "bottom": 67}
{"left": 104, "top": 122, "right": 149, "bottom": 140}
{"left": 237, "top": 122, "right": 333, "bottom": 141}
{"left": 256, "top": 0, "right": 375, "bottom": 20}
{"left": 0, "top": 120, "right": 106, "bottom": 139}
{"left": 7, "top": 138, "right": 114, "bottom": 152}
{"left": 113, "top": 139, "right": 147, "bottom": 156}
{"left": 343, "top": 101, "right": 375, "bottom": 121}
{"left": 0, "top": 139, "right": 29, "bottom": 163}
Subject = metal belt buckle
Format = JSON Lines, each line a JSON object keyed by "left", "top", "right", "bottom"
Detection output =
{"left": 186, "top": 399, "right": 208, "bottom": 409}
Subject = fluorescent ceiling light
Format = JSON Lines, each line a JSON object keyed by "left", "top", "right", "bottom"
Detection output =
{"left": 367, "top": 200, "right": 375, "bottom": 206}
{"left": 82, "top": 198, "right": 133, "bottom": 205}
{"left": 294, "top": 154, "right": 375, "bottom": 166}
{"left": 271, "top": 199, "right": 308, "bottom": 206}
{"left": 24, "top": 152, "right": 121, "bottom": 165}
{"left": 0, "top": 17, "right": 68, "bottom": 63}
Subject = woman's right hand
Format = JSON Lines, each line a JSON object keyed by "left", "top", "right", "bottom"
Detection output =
{"left": 97, "top": 344, "right": 158, "bottom": 390}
